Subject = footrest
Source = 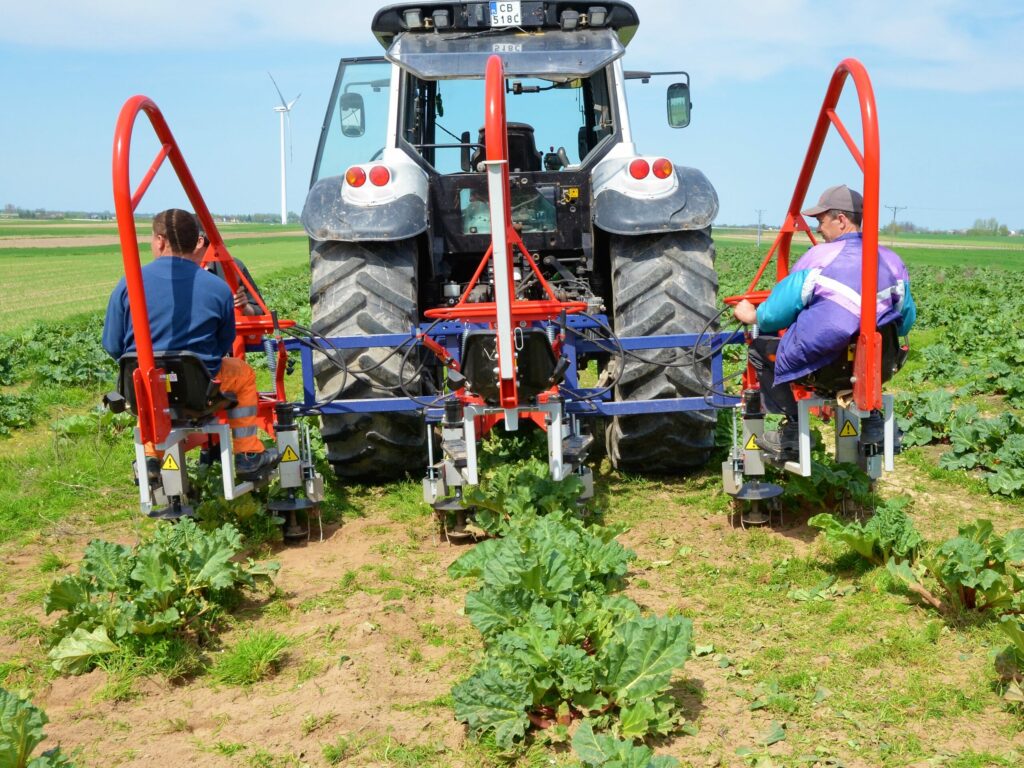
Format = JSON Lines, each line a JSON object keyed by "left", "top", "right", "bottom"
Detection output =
{"left": 442, "top": 439, "right": 468, "bottom": 469}
{"left": 148, "top": 503, "right": 195, "bottom": 521}
{"left": 562, "top": 434, "right": 594, "bottom": 465}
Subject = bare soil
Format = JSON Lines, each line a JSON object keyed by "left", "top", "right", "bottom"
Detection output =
{"left": 4, "top": 457, "right": 1023, "bottom": 767}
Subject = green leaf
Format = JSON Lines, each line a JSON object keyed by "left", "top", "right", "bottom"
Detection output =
{"left": 187, "top": 535, "right": 240, "bottom": 591}
{"left": 758, "top": 720, "right": 787, "bottom": 746}
{"left": 132, "top": 607, "right": 181, "bottom": 636}
{"left": 0, "top": 688, "right": 47, "bottom": 767}
{"left": 573, "top": 719, "right": 679, "bottom": 768}
{"left": 571, "top": 692, "right": 609, "bottom": 715}
{"left": 619, "top": 700, "right": 656, "bottom": 738}
{"left": 43, "top": 577, "right": 89, "bottom": 615}
{"left": 600, "top": 616, "right": 693, "bottom": 704}
{"left": 886, "top": 557, "right": 920, "bottom": 587}
{"left": 47, "top": 626, "right": 118, "bottom": 674}
{"left": 452, "top": 668, "right": 531, "bottom": 749}
{"left": 130, "top": 547, "right": 177, "bottom": 595}
{"left": 80, "top": 540, "right": 132, "bottom": 592}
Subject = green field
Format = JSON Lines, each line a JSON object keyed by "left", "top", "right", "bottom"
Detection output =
{"left": 1, "top": 222, "right": 1023, "bottom": 768}
{"left": 0, "top": 232, "right": 309, "bottom": 330}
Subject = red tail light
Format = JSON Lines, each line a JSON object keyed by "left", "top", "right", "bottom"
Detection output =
{"left": 628, "top": 159, "right": 650, "bottom": 180}
{"left": 345, "top": 167, "right": 367, "bottom": 187}
{"left": 652, "top": 158, "right": 673, "bottom": 179}
{"left": 369, "top": 165, "right": 391, "bottom": 186}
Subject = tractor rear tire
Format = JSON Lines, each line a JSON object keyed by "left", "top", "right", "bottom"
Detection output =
{"left": 605, "top": 229, "right": 719, "bottom": 474}
{"left": 310, "top": 239, "right": 425, "bottom": 481}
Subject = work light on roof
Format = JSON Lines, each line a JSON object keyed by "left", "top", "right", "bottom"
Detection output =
{"left": 587, "top": 6, "right": 608, "bottom": 26}
{"left": 560, "top": 10, "right": 580, "bottom": 31}
{"left": 403, "top": 8, "right": 423, "bottom": 29}
{"left": 432, "top": 9, "right": 450, "bottom": 29}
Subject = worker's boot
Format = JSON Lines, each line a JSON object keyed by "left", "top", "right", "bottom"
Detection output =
{"left": 235, "top": 447, "right": 282, "bottom": 479}
{"left": 759, "top": 420, "right": 800, "bottom": 460}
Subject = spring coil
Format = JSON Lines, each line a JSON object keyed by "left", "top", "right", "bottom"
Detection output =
{"left": 263, "top": 336, "right": 277, "bottom": 375}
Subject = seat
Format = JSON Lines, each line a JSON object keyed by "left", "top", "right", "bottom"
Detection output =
{"left": 800, "top": 322, "right": 907, "bottom": 397}
{"left": 113, "top": 351, "right": 237, "bottom": 423}
{"left": 461, "top": 329, "right": 557, "bottom": 405}
{"left": 470, "top": 122, "right": 543, "bottom": 172}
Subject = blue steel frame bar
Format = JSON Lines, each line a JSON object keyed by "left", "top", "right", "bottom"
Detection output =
{"left": 282, "top": 315, "right": 744, "bottom": 419}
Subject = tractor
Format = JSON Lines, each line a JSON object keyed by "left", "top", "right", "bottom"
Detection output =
{"left": 302, "top": 1, "right": 722, "bottom": 482}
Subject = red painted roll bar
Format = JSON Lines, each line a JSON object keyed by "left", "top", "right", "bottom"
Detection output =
{"left": 425, "top": 55, "right": 587, "bottom": 409}
{"left": 112, "top": 95, "right": 292, "bottom": 446}
{"left": 740, "top": 58, "right": 883, "bottom": 411}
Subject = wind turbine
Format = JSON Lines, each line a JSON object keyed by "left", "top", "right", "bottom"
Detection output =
{"left": 268, "top": 72, "right": 300, "bottom": 226}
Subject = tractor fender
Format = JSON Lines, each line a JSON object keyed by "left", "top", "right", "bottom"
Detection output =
{"left": 591, "top": 158, "right": 719, "bottom": 236}
{"left": 302, "top": 156, "right": 429, "bottom": 242}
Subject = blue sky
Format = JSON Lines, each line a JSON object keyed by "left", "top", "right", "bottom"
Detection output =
{"left": 1, "top": 0, "right": 1022, "bottom": 231}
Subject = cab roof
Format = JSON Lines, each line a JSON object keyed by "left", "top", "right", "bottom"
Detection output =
{"left": 371, "top": 1, "right": 640, "bottom": 48}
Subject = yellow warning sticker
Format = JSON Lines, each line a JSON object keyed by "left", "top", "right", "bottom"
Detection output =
{"left": 839, "top": 421, "right": 859, "bottom": 438}
{"left": 565, "top": 187, "right": 580, "bottom": 200}
{"left": 280, "top": 445, "right": 300, "bottom": 463}
{"left": 161, "top": 455, "right": 180, "bottom": 471}
{"left": 745, "top": 434, "right": 761, "bottom": 451}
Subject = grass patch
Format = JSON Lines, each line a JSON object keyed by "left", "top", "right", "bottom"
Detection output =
{"left": 211, "top": 630, "right": 291, "bottom": 686}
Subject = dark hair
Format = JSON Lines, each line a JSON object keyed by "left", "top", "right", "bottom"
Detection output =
{"left": 152, "top": 209, "right": 199, "bottom": 255}
{"left": 826, "top": 208, "right": 863, "bottom": 228}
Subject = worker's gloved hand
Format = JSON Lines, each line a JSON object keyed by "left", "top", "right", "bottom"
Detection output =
{"left": 733, "top": 299, "right": 758, "bottom": 325}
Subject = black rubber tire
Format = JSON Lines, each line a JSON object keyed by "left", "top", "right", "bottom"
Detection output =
{"left": 310, "top": 239, "right": 425, "bottom": 481}
{"left": 605, "top": 229, "right": 719, "bottom": 473}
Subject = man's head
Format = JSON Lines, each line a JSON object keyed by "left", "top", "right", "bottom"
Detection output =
{"left": 801, "top": 184, "right": 863, "bottom": 242}
{"left": 151, "top": 209, "right": 199, "bottom": 257}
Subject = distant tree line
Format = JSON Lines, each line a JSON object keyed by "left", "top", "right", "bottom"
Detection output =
{"left": 2, "top": 203, "right": 299, "bottom": 224}
{"left": 966, "top": 217, "right": 1011, "bottom": 237}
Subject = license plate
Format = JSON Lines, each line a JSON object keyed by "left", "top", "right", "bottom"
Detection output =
{"left": 490, "top": 1, "right": 521, "bottom": 26}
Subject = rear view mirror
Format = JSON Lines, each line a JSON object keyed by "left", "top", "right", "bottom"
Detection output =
{"left": 460, "top": 131, "right": 472, "bottom": 172}
{"left": 667, "top": 82, "right": 691, "bottom": 129}
{"left": 339, "top": 92, "right": 366, "bottom": 137}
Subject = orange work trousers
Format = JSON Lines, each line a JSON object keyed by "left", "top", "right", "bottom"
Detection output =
{"left": 144, "top": 355, "right": 264, "bottom": 456}
{"left": 216, "top": 356, "right": 264, "bottom": 454}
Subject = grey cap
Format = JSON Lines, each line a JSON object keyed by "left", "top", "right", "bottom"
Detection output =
{"left": 801, "top": 184, "right": 863, "bottom": 217}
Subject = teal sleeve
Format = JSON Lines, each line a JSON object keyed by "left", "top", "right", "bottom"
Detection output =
{"left": 756, "top": 269, "right": 811, "bottom": 333}
{"left": 899, "top": 280, "right": 916, "bottom": 335}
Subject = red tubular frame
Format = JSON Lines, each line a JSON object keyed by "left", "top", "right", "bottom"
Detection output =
{"left": 741, "top": 58, "right": 882, "bottom": 411}
{"left": 424, "top": 56, "right": 587, "bottom": 409}
{"left": 112, "top": 95, "right": 292, "bottom": 446}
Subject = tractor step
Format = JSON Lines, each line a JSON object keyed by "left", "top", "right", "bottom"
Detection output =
{"left": 563, "top": 434, "right": 594, "bottom": 465}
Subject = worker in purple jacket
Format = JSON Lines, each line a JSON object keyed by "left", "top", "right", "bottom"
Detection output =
{"left": 732, "top": 185, "right": 916, "bottom": 458}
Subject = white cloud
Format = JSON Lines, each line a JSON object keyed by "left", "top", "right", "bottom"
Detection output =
{"left": 0, "top": 1, "right": 378, "bottom": 50}
{"left": 628, "top": 0, "right": 1024, "bottom": 92}
{"left": 3, "top": 0, "right": 1021, "bottom": 91}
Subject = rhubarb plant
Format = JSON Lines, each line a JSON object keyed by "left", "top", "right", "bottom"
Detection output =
{"left": 44, "top": 519, "right": 278, "bottom": 674}
{"left": 0, "top": 688, "right": 75, "bottom": 767}
{"left": 463, "top": 456, "right": 584, "bottom": 536}
{"left": 809, "top": 496, "right": 923, "bottom": 566}
{"left": 572, "top": 720, "right": 679, "bottom": 767}
{"left": 886, "top": 520, "right": 1024, "bottom": 615}
{"left": 450, "top": 507, "right": 693, "bottom": 748}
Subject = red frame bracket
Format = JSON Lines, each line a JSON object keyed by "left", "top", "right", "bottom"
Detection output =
{"left": 731, "top": 59, "right": 883, "bottom": 411}
{"left": 112, "top": 96, "right": 294, "bottom": 445}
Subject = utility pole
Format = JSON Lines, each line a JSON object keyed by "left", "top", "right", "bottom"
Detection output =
{"left": 755, "top": 209, "right": 766, "bottom": 249}
{"left": 884, "top": 204, "right": 906, "bottom": 247}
